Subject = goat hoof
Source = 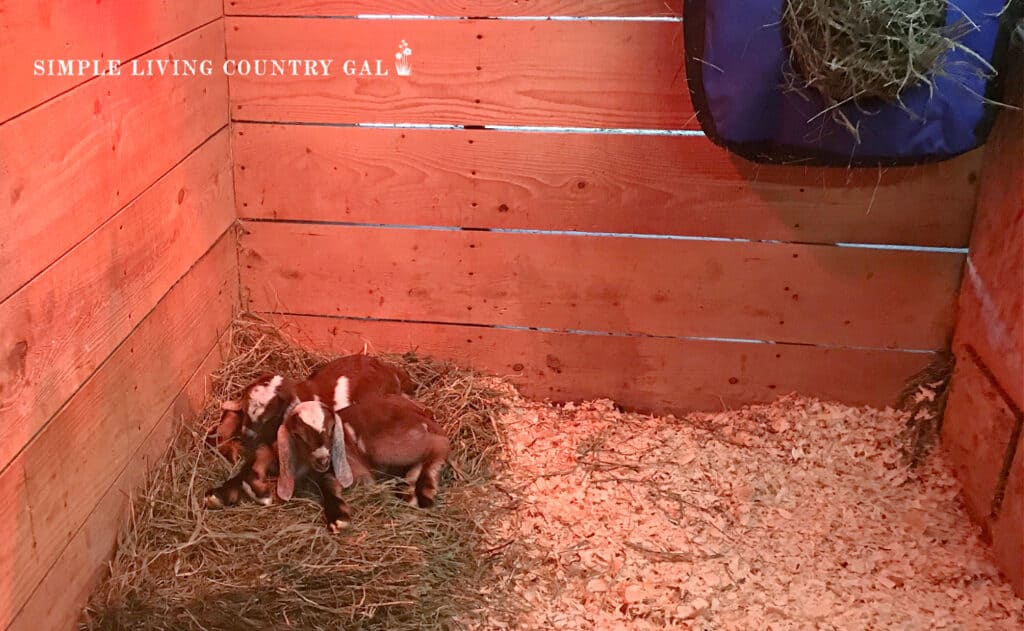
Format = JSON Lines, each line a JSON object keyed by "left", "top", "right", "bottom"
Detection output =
{"left": 203, "top": 492, "right": 224, "bottom": 509}
{"left": 328, "top": 518, "right": 351, "bottom": 533}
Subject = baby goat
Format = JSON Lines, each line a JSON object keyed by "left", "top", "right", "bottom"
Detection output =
{"left": 205, "top": 373, "right": 295, "bottom": 507}
{"left": 298, "top": 354, "right": 420, "bottom": 411}
{"left": 276, "top": 394, "right": 450, "bottom": 531}
{"left": 206, "top": 373, "right": 296, "bottom": 463}
{"left": 275, "top": 400, "right": 354, "bottom": 531}
{"left": 338, "top": 395, "right": 450, "bottom": 508}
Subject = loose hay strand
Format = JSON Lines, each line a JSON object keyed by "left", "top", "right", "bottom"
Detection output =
{"left": 80, "top": 314, "right": 513, "bottom": 631}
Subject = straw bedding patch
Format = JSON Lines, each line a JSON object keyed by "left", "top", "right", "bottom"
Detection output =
{"left": 896, "top": 350, "right": 955, "bottom": 467}
{"left": 79, "top": 315, "right": 519, "bottom": 631}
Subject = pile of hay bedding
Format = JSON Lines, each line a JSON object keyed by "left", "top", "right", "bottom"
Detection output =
{"left": 81, "top": 316, "right": 1024, "bottom": 629}
{"left": 79, "top": 316, "right": 516, "bottom": 630}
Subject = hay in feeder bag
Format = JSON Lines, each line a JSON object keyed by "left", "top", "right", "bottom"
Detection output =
{"left": 683, "top": 0, "right": 1018, "bottom": 165}
{"left": 782, "top": 0, "right": 980, "bottom": 137}
{"left": 783, "top": 0, "right": 957, "bottom": 103}
{"left": 78, "top": 315, "right": 517, "bottom": 631}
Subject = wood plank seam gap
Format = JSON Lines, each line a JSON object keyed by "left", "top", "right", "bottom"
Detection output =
{"left": 0, "top": 123, "right": 229, "bottom": 307}
{"left": 231, "top": 120, "right": 705, "bottom": 136}
{"left": 252, "top": 310, "right": 944, "bottom": 355}
{"left": 223, "top": 23, "right": 243, "bottom": 312}
{"left": 236, "top": 218, "right": 969, "bottom": 254}
{"left": 0, "top": 15, "right": 225, "bottom": 127}
{"left": 7, "top": 331, "right": 229, "bottom": 627}
{"left": 224, "top": 15, "right": 683, "bottom": 20}
{"left": 0, "top": 224, "right": 235, "bottom": 482}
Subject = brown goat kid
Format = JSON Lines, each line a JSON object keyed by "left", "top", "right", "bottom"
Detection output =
{"left": 204, "top": 373, "right": 295, "bottom": 508}
{"left": 206, "top": 373, "right": 296, "bottom": 464}
{"left": 338, "top": 395, "right": 450, "bottom": 509}
{"left": 275, "top": 395, "right": 450, "bottom": 531}
{"left": 275, "top": 400, "right": 354, "bottom": 531}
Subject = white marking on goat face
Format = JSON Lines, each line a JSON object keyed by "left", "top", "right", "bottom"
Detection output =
{"left": 295, "top": 401, "right": 326, "bottom": 432}
{"left": 312, "top": 446, "right": 329, "bottom": 460}
{"left": 247, "top": 375, "right": 284, "bottom": 422}
{"left": 333, "top": 376, "right": 351, "bottom": 411}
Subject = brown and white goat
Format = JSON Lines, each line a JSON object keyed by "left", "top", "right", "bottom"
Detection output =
{"left": 204, "top": 373, "right": 295, "bottom": 507}
{"left": 276, "top": 395, "right": 450, "bottom": 531}
{"left": 205, "top": 373, "right": 296, "bottom": 463}
{"left": 339, "top": 395, "right": 450, "bottom": 508}
{"left": 298, "top": 354, "right": 421, "bottom": 411}
{"left": 275, "top": 400, "right": 354, "bottom": 531}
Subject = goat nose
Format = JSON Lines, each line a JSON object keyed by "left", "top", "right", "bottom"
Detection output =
{"left": 314, "top": 459, "right": 329, "bottom": 472}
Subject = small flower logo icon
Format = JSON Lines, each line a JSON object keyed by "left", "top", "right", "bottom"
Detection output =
{"left": 395, "top": 40, "right": 413, "bottom": 76}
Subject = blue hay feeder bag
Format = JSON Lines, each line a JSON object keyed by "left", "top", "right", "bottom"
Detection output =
{"left": 683, "top": 0, "right": 1021, "bottom": 166}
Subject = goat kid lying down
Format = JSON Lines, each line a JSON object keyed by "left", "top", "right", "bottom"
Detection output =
{"left": 276, "top": 396, "right": 450, "bottom": 532}
{"left": 206, "top": 373, "right": 295, "bottom": 464}
{"left": 204, "top": 373, "right": 295, "bottom": 508}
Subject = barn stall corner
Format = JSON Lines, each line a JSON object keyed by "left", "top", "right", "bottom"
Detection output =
{"left": 0, "top": 1, "right": 1021, "bottom": 629}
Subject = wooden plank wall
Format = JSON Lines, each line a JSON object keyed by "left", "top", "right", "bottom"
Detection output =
{"left": 0, "top": 8, "right": 237, "bottom": 630}
{"left": 942, "top": 43, "right": 1023, "bottom": 597}
{"left": 228, "top": 3, "right": 979, "bottom": 414}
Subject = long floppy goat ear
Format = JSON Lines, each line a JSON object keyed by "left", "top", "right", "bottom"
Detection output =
{"left": 332, "top": 414, "right": 354, "bottom": 488}
{"left": 276, "top": 423, "right": 297, "bottom": 501}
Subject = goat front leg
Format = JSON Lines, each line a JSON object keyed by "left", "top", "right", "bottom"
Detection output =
{"left": 204, "top": 464, "right": 249, "bottom": 508}
{"left": 205, "top": 443, "right": 278, "bottom": 508}
{"left": 414, "top": 435, "right": 451, "bottom": 508}
{"left": 313, "top": 471, "right": 352, "bottom": 532}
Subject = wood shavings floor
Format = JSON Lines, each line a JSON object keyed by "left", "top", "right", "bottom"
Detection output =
{"left": 457, "top": 391, "right": 1023, "bottom": 630}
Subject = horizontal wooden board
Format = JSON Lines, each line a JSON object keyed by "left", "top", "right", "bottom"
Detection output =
{"left": 0, "top": 21, "right": 228, "bottom": 303}
{"left": 240, "top": 222, "right": 962, "bottom": 349}
{"left": 0, "top": 0, "right": 221, "bottom": 122}
{"left": 226, "top": 18, "right": 692, "bottom": 128}
{"left": 0, "top": 232, "right": 237, "bottom": 630}
{"left": 227, "top": 0, "right": 682, "bottom": 16}
{"left": 274, "top": 314, "right": 933, "bottom": 412}
{"left": 0, "top": 130, "right": 234, "bottom": 475}
{"left": 9, "top": 329, "right": 232, "bottom": 631}
{"left": 233, "top": 124, "right": 979, "bottom": 247}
